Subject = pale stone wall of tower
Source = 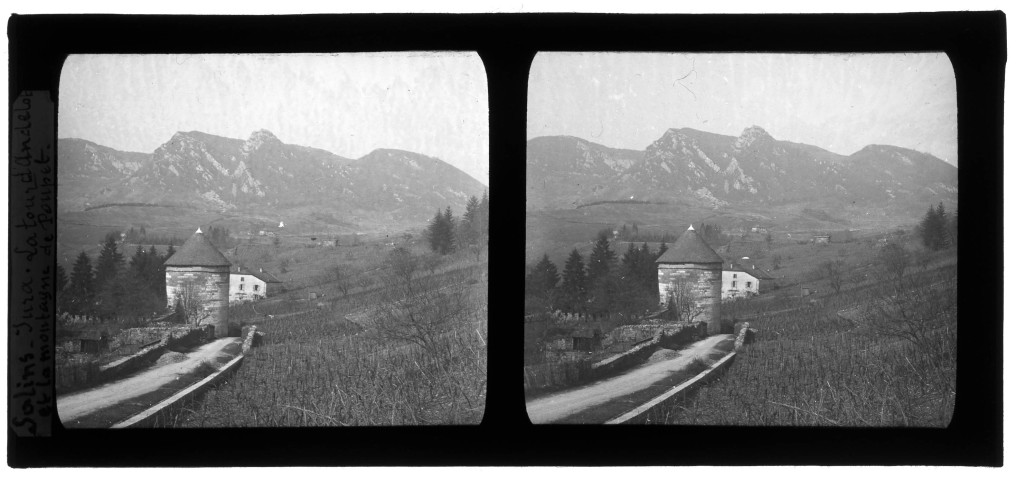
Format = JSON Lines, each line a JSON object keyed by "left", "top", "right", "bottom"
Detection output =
{"left": 166, "top": 265, "right": 230, "bottom": 338}
{"left": 658, "top": 262, "right": 722, "bottom": 333}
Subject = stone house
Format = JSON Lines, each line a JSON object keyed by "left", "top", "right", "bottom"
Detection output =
{"left": 722, "top": 260, "right": 775, "bottom": 300}
{"left": 165, "top": 228, "right": 231, "bottom": 338}
{"left": 229, "top": 266, "right": 282, "bottom": 303}
{"left": 656, "top": 225, "right": 723, "bottom": 333}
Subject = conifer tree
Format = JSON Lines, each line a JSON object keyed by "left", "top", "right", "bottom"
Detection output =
{"left": 94, "top": 232, "right": 124, "bottom": 290}
{"left": 525, "top": 254, "right": 560, "bottom": 299}
{"left": 658, "top": 241, "right": 669, "bottom": 258}
{"left": 70, "top": 252, "right": 94, "bottom": 293}
{"left": 459, "top": 195, "right": 481, "bottom": 247}
{"left": 443, "top": 206, "right": 457, "bottom": 254}
{"left": 621, "top": 242, "right": 639, "bottom": 279}
{"left": 165, "top": 243, "right": 176, "bottom": 261}
{"left": 918, "top": 203, "right": 950, "bottom": 251}
{"left": 559, "top": 249, "right": 587, "bottom": 312}
{"left": 426, "top": 206, "right": 457, "bottom": 255}
{"left": 68, "top": 251, "right": 95, "bottom": 314}
{"left": 427, "top": 209, "right": 444, "bottom": 253}
{"left": 587, "top": 232, "right": 616, "bottom": 284}
{"left": 130, "top": 245, "right": 148, "bottom": 274}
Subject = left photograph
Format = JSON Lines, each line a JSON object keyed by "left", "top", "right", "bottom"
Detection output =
{"left": 54, "top": 53, "right": 489, "bottom": 427}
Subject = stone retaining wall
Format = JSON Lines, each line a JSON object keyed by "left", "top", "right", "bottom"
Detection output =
{"left": 591, "top": 321, "right": 707, "bottom": 379}
{"left": 114, "top": 324, "right": 261, "bottom": 428}
{"left": 57, "top": 325, "right": 214, "bottom": 396}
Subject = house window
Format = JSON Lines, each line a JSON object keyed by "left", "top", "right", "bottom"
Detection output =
{"left": 733, "top": 273, "right": 738, "bottom": 278}
{"left": 731, "top": 281, "right": 737, "bottom": 288}
{"left": 241, "top": 276, "right": 244, "bottom": 282}
{"left": 747, "top": 281, "right": 753, "bottom": 289}
{"left": 239, "top": 284, "right": 244, "bottom": 291}
{"left": 254, "top": 285, "right": 260, "bottom": 292}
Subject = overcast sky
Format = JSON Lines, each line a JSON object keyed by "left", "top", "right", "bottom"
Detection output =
{"left": 60, "top": 53, "right": 489, "bottom": 185}
{"left": 528, "top": 52, "right": 957, "bottom": 167}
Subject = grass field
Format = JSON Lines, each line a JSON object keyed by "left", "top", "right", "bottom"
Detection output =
{"left": 645, "top": 243, "right": 956, "bottom": 426}
{"left": 149, "top": 235, "right": 488, "bottom": 426}
{"left": 525, "top": 201, "right": 915, "bottom": 266}
{"left": 56, "top": 204, "right": 426, "bottom": 268}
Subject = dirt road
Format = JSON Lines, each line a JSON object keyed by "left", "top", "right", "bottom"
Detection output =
{"left": 58, "top": 337, "right": 240, "bottom": 423}
{"left": 526, "top": 334, "right": 734, "bottom": 424}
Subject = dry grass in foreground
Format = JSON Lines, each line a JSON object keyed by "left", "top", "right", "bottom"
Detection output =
{"left": 652, "top": 250, "right": 956, "bottom": 427}
{"left": 154, "top": 248, "right": 488, "bottom": 427}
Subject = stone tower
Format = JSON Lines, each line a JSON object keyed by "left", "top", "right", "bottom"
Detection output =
{"left": 656, "top": 225, "right": 723, "bottom": 334}
{"left": 164, "top": 228, "right": 232, "bottom": 337}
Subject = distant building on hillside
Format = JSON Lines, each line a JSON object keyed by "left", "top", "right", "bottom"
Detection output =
{"left": 812, "top": 234, "right": 831, "bottom": 244}
{"left": 229, "top": 266, "right": 283, "bottom": 303}
{"left": 656, "top": 225, "right": 723, "bottom": 333}
{"left": 165, "top": 228, "right": 231, "bottom": 338}
{"left": 722, "top": 259, "right": 775, "bottom": 300}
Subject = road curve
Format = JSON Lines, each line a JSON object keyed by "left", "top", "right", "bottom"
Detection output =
{"left": 57, "top": 337, "right": 240, "bottom": 423}
{"left": 526, "top": 334, "right": 734, "bottom": 424}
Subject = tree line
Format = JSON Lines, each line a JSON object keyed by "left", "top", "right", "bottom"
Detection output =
{"left": 58, "top": 231, "right": 174, "bottom": 322}
{"left": 123, "top": 226, "right": 181, "bottom": 247}
{"left": 917, "top": 202, "right": 957, "bottom": 251}
{"left": 525, "top": 232, "right": 669, "bottom": 317}
{"left": 426, "top": 191, "right": 489, "bottom": 255}
{"left": 614, "top": 222, "right": 728, "bottom": 247}
{"left": 124, "top": 224, "right": 236, "bottom": 249}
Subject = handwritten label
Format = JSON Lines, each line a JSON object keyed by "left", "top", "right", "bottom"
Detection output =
{"left": 9, "top": 91, "right": 55, "bottom": 436}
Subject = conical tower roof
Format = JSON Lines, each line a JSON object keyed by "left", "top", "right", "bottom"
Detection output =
{"left": 164, "top": 228, "right": 231, "bottom": 267}
{"left": 656, "top": 225, "right": 723, "bottom": 264}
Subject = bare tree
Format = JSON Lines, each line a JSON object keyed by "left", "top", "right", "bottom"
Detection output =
{"left": 878, "top": 242, "right": 910, "bottom": 284}
{"left": 373, "top": 247, "right": 468, "bottom": 354}
{"left": 664, "top": 277, "right": 703, "bottom": 324}
{"left": 174, "top": 279, "right": 207, "bottom": 325}
{"left": 386, "top": 247, "right": 418, "bottom": 291}
{"left": 821, "top": 260, "right": 845, "bottom": 295}
{"left": 331, "top": 263, "right": 359, "bottom": 297}
{"left": 421, "top": 253, "right": 444, "bottom": 275}
{"left": 861, "top": 272, "right": 957, "bottom": 394}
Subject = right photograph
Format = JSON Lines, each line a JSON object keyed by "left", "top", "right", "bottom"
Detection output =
{"left": 524, "top": 52, "right": 957, "bottom": 425}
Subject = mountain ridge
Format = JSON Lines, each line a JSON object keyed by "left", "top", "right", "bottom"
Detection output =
{"left": 58, "top": 130, "right": 487, "bottom": 224}
{"left": 526, "top": 126, "right": 957, "bottom": 218}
